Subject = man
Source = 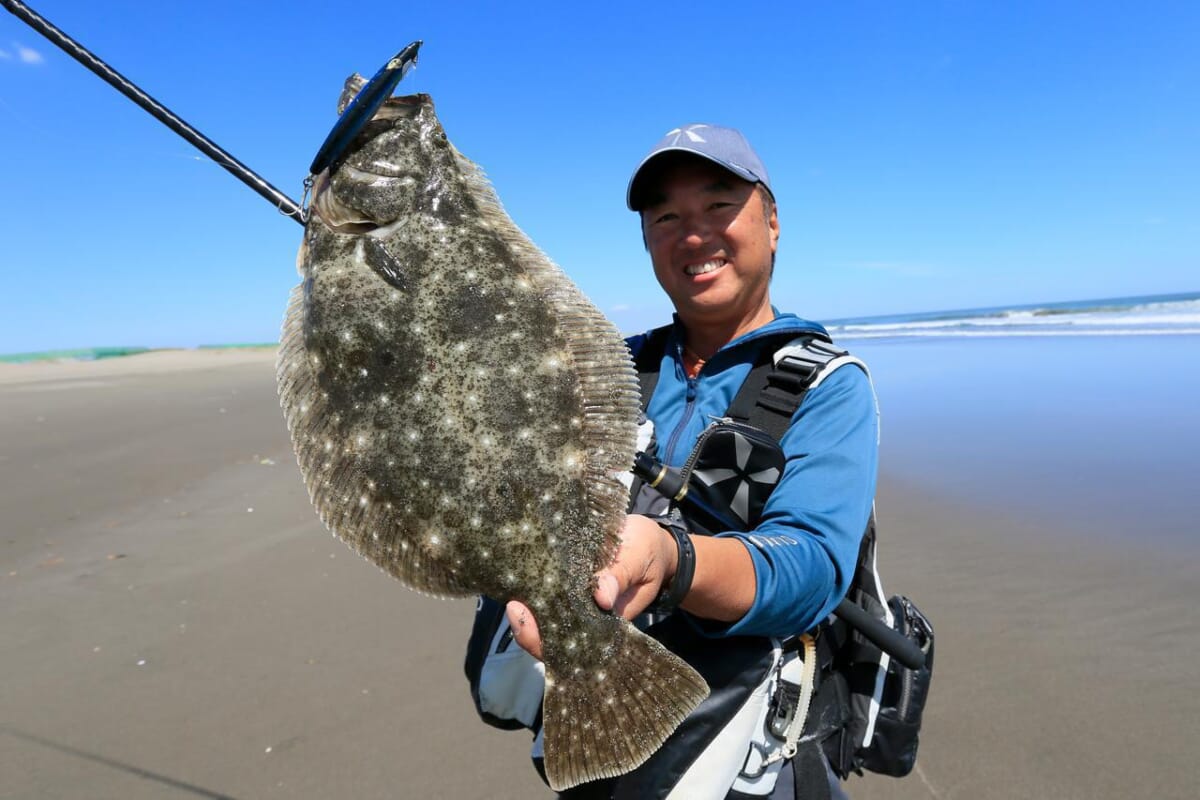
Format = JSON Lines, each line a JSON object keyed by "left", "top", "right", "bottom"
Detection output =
{"left": 469, "top": 124, "right": 879, "bottom": 798}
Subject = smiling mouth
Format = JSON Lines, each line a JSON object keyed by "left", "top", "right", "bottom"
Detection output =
{"left": 685, "top": 258, "right": 726, "bottom": 276}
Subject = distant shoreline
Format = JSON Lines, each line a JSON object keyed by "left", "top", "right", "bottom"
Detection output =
{"left": 4, "top": 289, "right": 1197, "bottom": 362}
{"left": 0, "top": 343, "right": 278, "bottom": 365}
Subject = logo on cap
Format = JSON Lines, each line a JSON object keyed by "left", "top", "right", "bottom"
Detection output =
{"left": 664, "top": 124, "right": 711, "bottom": 145}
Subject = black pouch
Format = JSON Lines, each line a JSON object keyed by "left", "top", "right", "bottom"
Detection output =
{"left": 856, "top": 595, "right": 934, "bottom": 777}
{"left": 673, "top": 418, "right": 786, "bottom": 537}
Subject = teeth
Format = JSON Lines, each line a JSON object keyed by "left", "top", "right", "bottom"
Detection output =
{"left": 685, "top": 259, "right": 724, "bottom": 276}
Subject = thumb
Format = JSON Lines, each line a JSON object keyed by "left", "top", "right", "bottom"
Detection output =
{"left": 593, "top": 572, "right": 620, "bottom": 611}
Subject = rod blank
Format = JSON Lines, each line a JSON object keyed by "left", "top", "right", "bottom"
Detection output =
{"left": 2, "top": 0, "right": 305, "bottom": 225}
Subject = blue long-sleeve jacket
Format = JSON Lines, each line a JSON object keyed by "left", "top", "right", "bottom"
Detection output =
{"left": 628, "top": 312, "right": 879, "bottom": 638}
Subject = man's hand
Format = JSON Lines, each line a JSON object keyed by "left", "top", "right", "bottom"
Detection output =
{"left": 505, "top": 515, "right": 676, "bottom": 662}
{"left": 505, "top": 514, "right": 755, "bottom": 661}
{"left": 505, "top": 598, "right": 544, "bottom": 661}
{"left": 594, "top": 514, "right": 678, "bottom": 619}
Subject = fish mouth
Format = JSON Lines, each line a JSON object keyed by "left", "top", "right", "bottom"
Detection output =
{"left": 309, "top": 168, "right": 413, "bottom": 236}
{"left": 308, "top": 93, "right": 438, "bottom": 235}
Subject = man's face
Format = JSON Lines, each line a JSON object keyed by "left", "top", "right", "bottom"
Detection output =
{"left": 640, "top": 158, "right": 779, "bottom": 335}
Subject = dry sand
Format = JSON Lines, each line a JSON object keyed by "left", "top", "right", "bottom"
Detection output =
{"left": 2, "top": 350, "right": 1197, "bottom": 799}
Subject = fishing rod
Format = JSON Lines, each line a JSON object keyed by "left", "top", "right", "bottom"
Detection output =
{"left": 1, "top": 0, "right": 420, "bottom": 226}
{"left": 4, "top": 0, "right": 918, "bottom": 669}
{"left": 633, "top": 452, "right": 929, "bottom": 670}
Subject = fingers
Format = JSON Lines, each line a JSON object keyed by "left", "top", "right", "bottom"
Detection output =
{"left": 594, "top": 573, "right": 620, "bottom": 611}
{"left": 592, "top": 515, "right": 676, "bottom": 620}
{"left": 505, "top": 600, "right": 543, "bottom": 661}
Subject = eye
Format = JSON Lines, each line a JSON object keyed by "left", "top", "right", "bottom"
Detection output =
{"left": 651, "top": 211, "right": 678, "bottom": 225}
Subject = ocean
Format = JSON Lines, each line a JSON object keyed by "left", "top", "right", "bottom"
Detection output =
{"left": 823, "top": 291, "right": 1200, "bottom": 340}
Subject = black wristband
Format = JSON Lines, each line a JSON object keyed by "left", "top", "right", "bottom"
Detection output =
{"left": 650, "top": 517, "right": 695, "bottom": 614}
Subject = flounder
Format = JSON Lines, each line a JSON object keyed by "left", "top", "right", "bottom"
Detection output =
{"left": 276, "top": 78, "right": 708, "bottom": 790}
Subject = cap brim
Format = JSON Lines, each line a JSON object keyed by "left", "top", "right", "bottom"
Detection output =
{"left": 626, "top": 147, "right": 762, "bottom": 211}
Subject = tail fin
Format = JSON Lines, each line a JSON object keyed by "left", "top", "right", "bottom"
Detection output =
{"left": 541, "top": 621, "right": 709, "bottom": 792}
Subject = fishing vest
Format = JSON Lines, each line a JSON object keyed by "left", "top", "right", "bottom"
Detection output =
{"left": 626, "top": 325, "right": 933, "bottom": 799}
{"left": 464, "top": 327, "right": 933, "bottom": 800}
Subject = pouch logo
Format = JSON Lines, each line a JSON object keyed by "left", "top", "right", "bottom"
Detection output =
{"left": 692, "top": 430, "right": 780, "bottom": 524}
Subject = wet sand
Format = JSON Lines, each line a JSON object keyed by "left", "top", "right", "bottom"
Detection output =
{"left": 1, "top": 345, "right": 1197, "bottom": 799}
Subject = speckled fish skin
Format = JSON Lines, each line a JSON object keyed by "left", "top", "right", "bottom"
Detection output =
{"left": 276, "top": 79, "right": 708, "bottom": 791}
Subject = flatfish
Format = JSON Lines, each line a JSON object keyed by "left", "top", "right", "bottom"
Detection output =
{"left": 276, "top": 78, "right": 708, "bottom": 790}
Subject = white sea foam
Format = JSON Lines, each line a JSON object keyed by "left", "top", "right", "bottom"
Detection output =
{"left": 825, "top": 293, "right": 1200, "bottom": 340}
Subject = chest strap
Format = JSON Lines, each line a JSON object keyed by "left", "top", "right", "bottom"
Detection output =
{"left": 725, "top": 334, "right": 842, "bottom": 442}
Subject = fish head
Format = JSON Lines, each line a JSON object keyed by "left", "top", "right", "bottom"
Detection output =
{"left": 310, "top": 80, "right": 466, "bottom": 232}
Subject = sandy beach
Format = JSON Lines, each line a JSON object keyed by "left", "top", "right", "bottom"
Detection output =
{"left": 2, "top": 343, "right": 1197, "bottom": 799}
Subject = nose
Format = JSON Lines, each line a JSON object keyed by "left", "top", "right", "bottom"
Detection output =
{"left": 678, "top": 213, "right": 714, "bottom": 249}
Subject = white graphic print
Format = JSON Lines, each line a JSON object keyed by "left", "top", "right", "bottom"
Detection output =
{"left": 664, "top": 124, "right": 710, "bottom": 146}
{"left": 692, "top": 432, "right": 780, "bottom": 523}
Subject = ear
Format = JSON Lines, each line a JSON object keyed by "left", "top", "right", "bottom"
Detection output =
{"left": 767, "top": 205, "right": 780, "bottom": 254}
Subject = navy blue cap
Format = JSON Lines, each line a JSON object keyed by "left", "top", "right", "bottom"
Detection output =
{"left": 626, "top": 123, "right": 772, "bottom": 211}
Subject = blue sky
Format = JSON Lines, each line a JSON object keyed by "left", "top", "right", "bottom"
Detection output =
{"left": 1, "top": 0, "right": 1196, "bottom": 352}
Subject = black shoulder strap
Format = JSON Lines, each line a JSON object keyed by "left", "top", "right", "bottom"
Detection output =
{"left": 632, "top": 324, "right": 673, "bottom": 411}
{"left": 726, "top": 332, "right": 844, "bottom": 442}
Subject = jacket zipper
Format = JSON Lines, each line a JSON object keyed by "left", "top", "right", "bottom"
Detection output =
{"left": 662, "top": 376, "right": 698, "bottom": 466}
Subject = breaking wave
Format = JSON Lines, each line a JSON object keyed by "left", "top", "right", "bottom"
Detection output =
{"left": 823, "top": 292, "right": 1200, "bottom": 340}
